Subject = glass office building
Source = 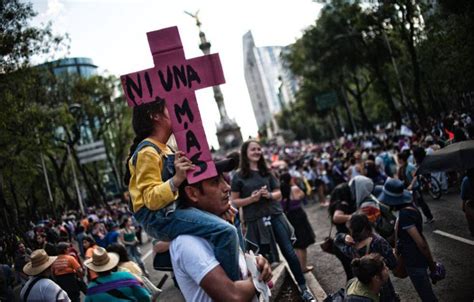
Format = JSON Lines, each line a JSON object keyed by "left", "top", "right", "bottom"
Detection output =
{"left": 48, "top": 57, "right": 98, "bottom": 78}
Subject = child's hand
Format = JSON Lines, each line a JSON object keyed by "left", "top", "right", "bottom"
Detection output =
{"left": 173, "top": 151, "right": 195, "bottom": 186}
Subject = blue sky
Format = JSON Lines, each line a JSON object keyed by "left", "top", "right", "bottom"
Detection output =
{"left": 29, "top": 0, "right": 322, "bottom": 148}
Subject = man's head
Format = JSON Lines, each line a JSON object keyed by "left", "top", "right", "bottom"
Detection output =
{"left": 179, "top": 158, "right": 237, "bottom": 216}
{"left": 17, "top": 242, "right": 26, "bottom": 254}
{"left": 56, "top": 242, "right": 70, "bottom": 255}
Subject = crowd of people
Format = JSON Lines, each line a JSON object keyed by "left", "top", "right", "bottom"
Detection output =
{"left": 0, "top": 203, "right": 159, "bottom": 301}
{"left": 0, "top": 107, "right": 472, "bottom": 302}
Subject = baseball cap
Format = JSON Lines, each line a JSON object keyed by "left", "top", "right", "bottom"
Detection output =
{"left": 215, "top": 157, "right": 238, "bottom": 174}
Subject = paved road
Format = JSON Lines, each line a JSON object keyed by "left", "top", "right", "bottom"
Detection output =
{"left": 143, "top": 190, "right": 474, "bottom": 301}
{"left": 306, "top": 190, "right": 474, "bottom": 302}
{"left": 139, "top": 238, "right": 185, "bottom": 302}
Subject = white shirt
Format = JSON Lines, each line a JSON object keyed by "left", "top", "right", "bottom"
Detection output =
{"left": 20, "top": 277, "right": 70, "bottom": 302}
{"left": 170, "top": 235, "right": 257, "bottom": 302}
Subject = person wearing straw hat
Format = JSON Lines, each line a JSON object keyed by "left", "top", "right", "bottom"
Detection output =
{"left": 378, "top": 178, "right": 441, "bottom": 302}
{"left": 19, "top": 249, "right": 70, "bottom": 302}
{"left": 84, "top": 246, "right": 150, "bottom": 302}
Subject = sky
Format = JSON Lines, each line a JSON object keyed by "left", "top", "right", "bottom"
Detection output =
{"left": 29, "top": 0, "right": 323, "bottom": 149}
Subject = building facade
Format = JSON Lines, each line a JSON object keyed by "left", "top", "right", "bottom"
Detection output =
{"left": 45, "top": 57, "right": 98, "bottom": 145}
{"left": 243, "top": 31, "right": 299, "bottom": 133}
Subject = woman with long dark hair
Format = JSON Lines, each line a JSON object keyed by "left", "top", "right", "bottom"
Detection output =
{"left": 280, "top": 172, "right": 316, "bottom": 273}
{"left": 124, "top": 100, "right": 240, "bottom": 281}
{"left": 119, "top": 216, "right": 148, "bottom": 276}
{"left": 231, "top": 140, "right": 315, "bottom": 301}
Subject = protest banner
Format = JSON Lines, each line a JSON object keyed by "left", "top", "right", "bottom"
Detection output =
{"left": 120, "top": 26, "right": 225, "bottom": 183}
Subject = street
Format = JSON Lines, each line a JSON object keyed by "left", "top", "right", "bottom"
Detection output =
{"left": 140, "top": 240, "right": 185, "bottom": 302}
{"left": 307, "top": 191, "right": 474, "bottom": 302}
{"left": 141, "top": 190, "right": 474, "bottom": 301}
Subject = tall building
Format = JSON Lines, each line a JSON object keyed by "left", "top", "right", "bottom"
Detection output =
{"left": 243, "top": 31, "right": 299, "bottom": 133}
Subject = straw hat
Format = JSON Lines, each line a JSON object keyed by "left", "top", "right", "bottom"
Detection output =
{"left": 23, "top": 249, "right": 57, "bottom": 276}
{"left": 84, "top": 247, "right": 119, "bottom": 273}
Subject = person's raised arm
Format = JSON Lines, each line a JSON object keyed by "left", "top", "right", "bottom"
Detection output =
{"left": 333, "top": 209, "right": 352, "bottom": 224}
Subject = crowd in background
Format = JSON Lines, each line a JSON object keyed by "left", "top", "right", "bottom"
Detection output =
{"left": 0, "top": 110, "right": 472, "bottom": 301}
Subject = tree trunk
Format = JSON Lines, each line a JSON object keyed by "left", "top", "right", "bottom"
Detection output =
{"left": 370, "top": 55, "right": 402, "bottom": 125}
{"left": 399, "top": 1, "right": 426, "bottom": 119}
{"left": 47, "top": 152, "right": 74, "bottom": 209}
{"left": 69, "top": 142, "right": 101, "bottom": 207}
{"left": 346, "top": 73, "right": 375, "bottom": 133}
{"left": 340, "top": 85, "right": 357, "bottom": 134}
{"left": 332, "top": 108, "right": 343, "bottom": 135}
{"left": 0, "top": 171, "right": 14, "bottom": 233}
{"left": 92, "top": 164, "right": 108, "bottom": 207}
{"left": 7, "top": 179, "right": 20, "bottom": 228}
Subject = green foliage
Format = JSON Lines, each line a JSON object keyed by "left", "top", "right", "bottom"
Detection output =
{"left": 280, "top": 0, "right": 474, "bottom": 139}
{"left": 0, "top": 1, "right": 133, "bottom": 231}
{"left": 0, "top": 0, "right": 66, "bottom": 73}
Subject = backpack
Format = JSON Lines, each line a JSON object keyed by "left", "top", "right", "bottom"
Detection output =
{"left": 357, "top": 195, "right": 395, "bottom": 240}
{"left": 374, "top": 200, "right": 396, "bottom": 239}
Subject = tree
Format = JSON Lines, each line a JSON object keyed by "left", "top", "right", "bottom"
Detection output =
{"left": 0, "top": 0, "right": 65, "bottom": 73}
{"left": 0, "top": 0, "right": 67, "bottom": 231}
{"left": 0, "top": 1, "right": 134, "bottom": 232}
{"left": 282, "top": 0, "right": 474, "bottom": 138}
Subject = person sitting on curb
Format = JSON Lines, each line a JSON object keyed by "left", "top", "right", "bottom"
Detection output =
{"left": 20, "top": 249, "right": 70, "bottom": 302}
{"left": 84, "top": 247, "right": 151, "bottom": 302}
{"left": 170, "top": 158, "right": 273, "bottom": 302}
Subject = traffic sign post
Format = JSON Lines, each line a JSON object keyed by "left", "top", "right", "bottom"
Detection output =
{"left": 314, "top": 91, "right": 338, "bottom": 111}
{"left": 76, "top": 140, "right": 107, "bottom": 165}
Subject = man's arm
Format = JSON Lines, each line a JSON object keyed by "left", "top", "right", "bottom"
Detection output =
{"left": 200, "top": 254, "right": 272, "bottom": 302}
{"left": 200, "top": 265, "right": 256, "bottom": 302}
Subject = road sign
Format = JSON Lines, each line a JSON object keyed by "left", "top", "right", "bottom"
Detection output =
{"left": 76, "top": 140, "right": 107, "bottom": 165}
{"left": 315, "top": 91, "right": 338, "bottom": 111}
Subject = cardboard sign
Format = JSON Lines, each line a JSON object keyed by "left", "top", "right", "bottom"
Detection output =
{"left": 120, "top": 26, "right": 225, "bottom": 183}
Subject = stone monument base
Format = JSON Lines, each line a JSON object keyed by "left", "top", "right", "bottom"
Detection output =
{"left": 216, "top": 119, "right": 243, "bottom": 151}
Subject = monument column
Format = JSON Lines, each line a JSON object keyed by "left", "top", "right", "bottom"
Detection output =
{"left": 186, "top": 11, "right": 243, "bottom": 150}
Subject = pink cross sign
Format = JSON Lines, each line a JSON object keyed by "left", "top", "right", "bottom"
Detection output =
{"left": 120, "top": 26, "right": 225, "bottom": 184}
